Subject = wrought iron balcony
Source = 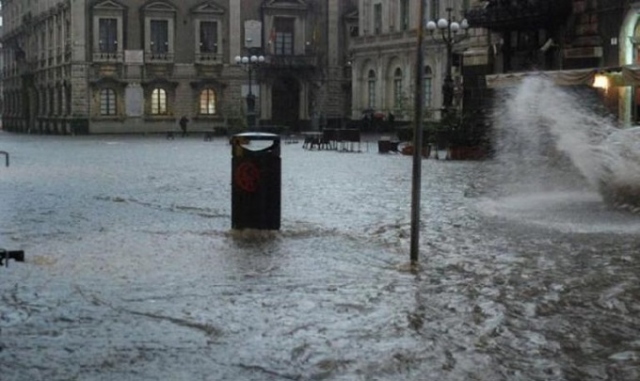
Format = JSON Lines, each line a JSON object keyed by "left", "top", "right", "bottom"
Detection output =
{"left": 266, "top": 54, "right": 317, "bottom": 69}
{"left": 466, "top": 0, "right": 572, "bottom": 29}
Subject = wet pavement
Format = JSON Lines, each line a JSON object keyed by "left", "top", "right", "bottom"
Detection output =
{"left": 1, "top": 132, "right": 639, "bottom": 380}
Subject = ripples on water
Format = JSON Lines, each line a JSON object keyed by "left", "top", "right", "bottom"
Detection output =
{"left": 0, "top": 123, "right": 639, "bottom": 380}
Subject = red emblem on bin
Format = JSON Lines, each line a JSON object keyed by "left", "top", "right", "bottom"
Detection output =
{"left": 235, "top": 162, "right": 260, "bottom": 192}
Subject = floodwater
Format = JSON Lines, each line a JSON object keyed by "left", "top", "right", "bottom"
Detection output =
{"left": 1, "top": 128, "right": 639, "bottom": 380}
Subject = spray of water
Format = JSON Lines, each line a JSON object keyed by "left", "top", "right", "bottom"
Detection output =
{"left": 492, "top": 75, "right": 640, "bottom": 210}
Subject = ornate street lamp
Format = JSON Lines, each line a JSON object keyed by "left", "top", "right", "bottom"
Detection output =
{"left": 234, "top": 54, "right": 265, "bottom": 129}
{"left": 426, "top": 7, "right": 469, "bottom": 114}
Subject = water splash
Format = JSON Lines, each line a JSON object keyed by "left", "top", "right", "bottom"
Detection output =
{"left": 493, "top": 75, "right": 640, "bottom": 210}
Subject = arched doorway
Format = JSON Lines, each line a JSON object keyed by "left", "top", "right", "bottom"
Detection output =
{"left": 271, "top": 76, "right": 300, "bottom": 130}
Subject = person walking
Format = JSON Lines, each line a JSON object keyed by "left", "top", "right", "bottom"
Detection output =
{"left": 179, "top": 115, "right": 189, "bottom": 137}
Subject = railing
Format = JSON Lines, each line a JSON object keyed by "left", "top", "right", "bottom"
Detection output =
{"left": 93, "top": 51, "right": 124, "bottom": 63}
{"left": 0, "top": 151, "right": 8, "bottom": 167}
{"left": 466, "top": 0, "right": 571, "bottom": 28}
{"left": 195, "top": 52, "right": 223, "bottom": 65}
{"left": 266, "top": 54, "right": 317, "bottom": 68}
{"left": 145, "top": 52, "right": 175, "bottom": 63}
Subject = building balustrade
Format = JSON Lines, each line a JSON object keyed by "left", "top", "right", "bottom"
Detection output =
{"left": 195, "top": 52, "right": 223, "bottom": 65}
{"left": 266, "top": 54, "right": 317, "bottom": 69}
{"left": 92, "top": 51, "right": 124, "bottom": 63}
{"left": 350, "top": 30, "right": 417, "bottom": 49}
{"left": 145, "top": 52, "right": 175, "bottom": 63}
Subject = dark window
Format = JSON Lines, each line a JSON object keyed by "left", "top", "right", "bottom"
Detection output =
{"left": 200, "top": 21, "right": 218, "bottom": 53}
{"left": 394, "top": 68, "right": 403, "bottom": 109}
{"left": 431, "top": 0, "right": 440, "bottom": 20}
{"left": 150, "top": 20, "right": 169, "bottom": 54}
{"left": 99, "top": 18, "right": 117, "bottom": 53}
{"left": 424, "top": 66, "right": 433, "bottom": 108}
{"left": 400, "top": 0, "right": 410, "bottom": 31}
{"left": 367, "top": 70, "right": 376, "bottom": 108}
{"left": 374, "top": 4, "right": 382, "bottom": 35}
{"left": 274, "top": 17, "right": 294, "bottom": 56}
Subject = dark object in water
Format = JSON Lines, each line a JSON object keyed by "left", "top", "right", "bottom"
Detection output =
{"left": 1, "top": 249, "right": 25, "bottom": 267}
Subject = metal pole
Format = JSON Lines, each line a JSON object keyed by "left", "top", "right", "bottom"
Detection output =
{"left": 443, "top": 8, "right": 454, "bottom": 111}
{"left": 410, "top": 0, "right": 427, "bottom": 263}
{"left": 247, "top": 66, "right": 255, "bottom": 129}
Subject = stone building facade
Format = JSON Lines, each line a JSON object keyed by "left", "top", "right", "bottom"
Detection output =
{"left": 348, "top": 0, "right": 487, "bottom": 123}
{"left": 467, "top": 0, "right": 640, "bottom": 126}
{"left": 0, "top": 0, "right": 355, "bottom": 134}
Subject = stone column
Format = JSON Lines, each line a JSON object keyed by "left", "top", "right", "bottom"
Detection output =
{"left": 229, "top": 1, "right": 241, "bottom": 63}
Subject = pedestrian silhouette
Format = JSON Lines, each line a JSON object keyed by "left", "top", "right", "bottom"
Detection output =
{"left": 179, "top": 116, "right": 189, "bottom": 137}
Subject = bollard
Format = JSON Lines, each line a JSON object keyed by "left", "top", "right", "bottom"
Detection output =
{"left": 230, "top": 133, "right": 281, "bottom": 230}
{"left": 1, "top": 249, "right": 25, "bottom": 268}
{"left": 0, "top": 151, "right": 8, "bottom": 167}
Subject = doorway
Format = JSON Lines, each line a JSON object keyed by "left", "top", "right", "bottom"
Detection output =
{"left": 271, "top": 76, "right": 300, "bottom": 130}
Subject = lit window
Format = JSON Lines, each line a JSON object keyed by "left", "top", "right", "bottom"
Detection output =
{"left": 199, "top": 89, "right": 216, "bottom": 115}
{"left": 151, "top": 88, "right": 167, "bottom": 115}
{"left": 100, "top": 88, "right": 116, "bottom": 116}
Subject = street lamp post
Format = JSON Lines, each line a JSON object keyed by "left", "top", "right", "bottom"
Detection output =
{"left": 426, "top": 7, "right": 469, "bottom": 115}
{"left": 235, "top": 54, "right": 265, "bottom": 129}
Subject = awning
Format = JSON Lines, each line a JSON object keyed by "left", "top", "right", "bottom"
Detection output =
{"left": 622, "top": 65, "right": 640, "bottom": 86}
{"left": 486, "top": 69, "right": 597, "bottom": 89}
{"left": 485, "top": 66, "right": 640, "bottom": 89}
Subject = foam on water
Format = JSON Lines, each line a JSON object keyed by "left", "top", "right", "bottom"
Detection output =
{"left": 492, "top": 75, "right": 640, "bottom": 211}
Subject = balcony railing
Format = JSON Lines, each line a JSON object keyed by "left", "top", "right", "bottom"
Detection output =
{"left": 93, "top": 51, "right": 124, "bottom": 63}
{"left": 466, "top": 0, "right": 572, "bottom": 29}
{"left": 351, "top": 30, "right": 417, "bottom": 47}
{"left": 145, "top": 52, "right": 175, "bottom": 63}
{"left": 195, "top": 52, "right": 223, "bottom": 65}
{"left": 266, "top": 54, "right": 317, "bottom": 69}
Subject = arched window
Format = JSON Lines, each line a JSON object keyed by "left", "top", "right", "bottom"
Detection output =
{"left": 199, "top": 88, "right": 216, "bottom": 115}
{"left": 367, "top": 70, "right": 376, "bottom": 109}
{"left": 393, "top": 68, "right": 403, "bottom": 109}
{"left": 100, "top": 88, "right": 116, "bottom": 115}
{"left": 151, "top": 88, "right": 167, "bottom": 115}
{"left": 423, "top": 66, "right": 433, "bottom": 108}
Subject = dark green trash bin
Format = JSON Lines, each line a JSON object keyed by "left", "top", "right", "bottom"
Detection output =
{"left": 231, "top": 132, "right": 281, "bottom": 230}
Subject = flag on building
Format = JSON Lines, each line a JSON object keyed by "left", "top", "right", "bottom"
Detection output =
{"left": 268, "top": 28, "right": 276, "bottom": 54}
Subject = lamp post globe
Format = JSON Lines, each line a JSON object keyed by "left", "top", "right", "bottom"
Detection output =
{"left": 236, "top": 54, "right": 265, "bottom": 130}
{"left": 427, "top": 7, "right": 469, "bottom": 114}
